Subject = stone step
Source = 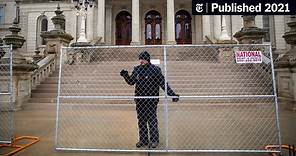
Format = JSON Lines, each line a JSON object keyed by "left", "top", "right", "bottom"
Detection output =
{"left": 35, "top": 82, "right": 269, "bottom": 90}
{"left": 31, "top": 90, "right": 273, "bottom": 98}
{"left": 74, "top": 83, "right": 269, "bottom": 89}
{"left": 55, "top": 71, "right": 271, "bottom": 78}
{"left": 59, "top": 72, "right": 261, "bottom": 78}
{"left": 32, "top": 87, "right": 272, "bottom": 94}
{"left": 54, "top": 103, "right": 273, "bottom": 109}
{"left": 44, "top": 78, "right": 271, "bottom": 84}
{"left": 36, "top": 84, "right": 58, "bottom": 88}
{"left": 62, "top": 64, "right": 269, "bottom": 69}
{"left": 53, "top": 72, "right": 268, "bottom": 77}
{"left": 22, "top": 103, "right": 57, "bottom": 110}
{"left": 60, "top": 65, "right": 263, "bottom": 70}
{"left": 60, "top": 67, "right": 262, "bottom": 73}
{"left": 60, "top": 66, "right": 264, "bottom": 73}
{"left": 37, "top": 80, "right": 273, "bottom": 90}
{"left": 28, "top": 98, "right": 273, "bottom": 108}
{"left": 61, "top": 61, "right": 229, "bottom": 65}
{"left": 46, "top": 77, "right": 271, "bottom": 84}
{"left": 42, "top": 79, "right": 271, "bottom": 85}
{"left": 44, "top": 73, "right": 271, "bottom": 80}
{"left": 28, "top": 97, "right": 57, "bottom": 103}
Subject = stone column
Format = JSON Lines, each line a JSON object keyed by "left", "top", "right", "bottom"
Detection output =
{"left": 275, "top": 15, "right": 296, "bottom": 111}
{"left": 194, "top": 15, "right": 203, "bottom": 44}
{"left": 86, "top": 7, "right": 94, "bottom": 42}
{"left": 219, "top": 15, "right": 231, "bottom": 41}
{"left": 233, "top": 15, "right": 265, "bottom": 44}
{"left": 166, "top": 0, "right": 176, "bottom": 44}
{"left": 105, "top": 4, "right": 112, "bottom": 45}
{"left": 131, "top": 0, "right": 140, "bottom": 45}
{"left": 213, "top": 15, "right": 221, "bottom": 40}
{"left": 97, "top": 0, "right": 105, "bottom": 44}
{"left": 202, "top": 15, "right": 213, "bottom": 43}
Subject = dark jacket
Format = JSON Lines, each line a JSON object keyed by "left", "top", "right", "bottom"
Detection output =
{"left": 123, "top": 63, "right": 175, "bottom": 101}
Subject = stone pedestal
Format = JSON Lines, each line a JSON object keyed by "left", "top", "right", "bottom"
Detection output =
{"left": 275, "top": 15, "right": 296, "bottom": 111}
{"left": 0, "top": 68, "right": 36, "bottom": 111}
{"left": 41, "top": 5, "right": 74, "bottom": 56}
{"left": 216, "top": 16, "right": 236, "bottom": 63}
{"left": 233, "top": 15, "right": 265, "bottom": 44}
{"left": 43, "top": 35, "right": 73, "bottom": 55}
{"left": 1, "top": 20, "right": 38, "bottom": 110}
{"left": 1, "top": 54, "right": 38, "bottom": 111}
{"left": 12, "top": 71, "right": 33, "bottom": 111}
{"left": 218, "top": 47, "right": 235, "bottom": 63}
{"left": 276, "top": 68, "right": 296, "bottom": 111}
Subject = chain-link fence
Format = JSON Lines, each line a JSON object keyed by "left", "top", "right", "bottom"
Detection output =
{"left": 56, "top": 44, "right": 281, "bottom": 153}
{"left": 0, "top": 45, "right": 13, "bottom": 144}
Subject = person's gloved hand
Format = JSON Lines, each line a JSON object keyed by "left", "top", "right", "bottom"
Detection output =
{"left": 120, "top": 69, "right": 129, "bottom": 77}
{"left": 172, "top": 94, "right": 179, "bottom": 102}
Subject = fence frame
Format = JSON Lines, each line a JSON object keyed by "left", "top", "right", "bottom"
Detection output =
{"left": 0, "top": 44, "right": 14, "bottom": 144}
{"left": 55, "top": 44, "right": 281, "bottom": 153}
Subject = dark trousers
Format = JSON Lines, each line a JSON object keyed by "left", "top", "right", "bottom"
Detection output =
{"left": 135, "top": 99, "right": 159, "bottom": 143}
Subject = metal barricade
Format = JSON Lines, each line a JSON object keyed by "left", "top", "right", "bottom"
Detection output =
{"left": 55, "top": 44, "right": 281, "bottom": 153}
{"left": 0, "top": 45, "right": 13, "bottom": 144}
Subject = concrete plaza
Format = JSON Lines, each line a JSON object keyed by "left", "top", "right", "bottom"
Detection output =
{"left": 4, "top": 101, "right": 295, "bottom": 156}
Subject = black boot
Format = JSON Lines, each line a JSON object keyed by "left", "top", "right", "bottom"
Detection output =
{"left": 149, "top": 142, "right": 159, "bottom": 148}
{"left": 136, "top": 141, "right": 149, "bottom": 148}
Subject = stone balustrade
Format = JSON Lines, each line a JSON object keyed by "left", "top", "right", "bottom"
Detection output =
{"left": 31, "top": 54, "right": 56, "bottom": 89}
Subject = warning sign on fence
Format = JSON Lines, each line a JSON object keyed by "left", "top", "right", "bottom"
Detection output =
{"left": 235, "top": 51, "right": 262, "bottom": 64}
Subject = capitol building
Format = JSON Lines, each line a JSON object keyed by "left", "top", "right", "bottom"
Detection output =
{"left": 0, "top": 0, "right": 290, "bottom": 57}
{"left": 1, "top": 0, "right": 296, "bottom": 154}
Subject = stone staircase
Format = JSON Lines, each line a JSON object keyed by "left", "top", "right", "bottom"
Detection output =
{"left": 26, "top": 60, "right": 273, "bottom": 107}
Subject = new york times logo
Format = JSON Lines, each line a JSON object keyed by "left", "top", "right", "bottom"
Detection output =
{"left": 192, "top": 0, "right": 296, "bottom": 15}
{"left": 195, "top": 4, "right": 203, "bottom": 12}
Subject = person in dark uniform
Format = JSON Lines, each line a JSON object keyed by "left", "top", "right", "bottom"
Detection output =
{"left": 120, "top": 51, "right": 179, "bottom": 148}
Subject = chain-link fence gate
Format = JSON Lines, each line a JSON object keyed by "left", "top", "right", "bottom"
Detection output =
{"left": 0, "top": 45, "right": 13, "bottom": 144}
{"left": 56, "top": 44, "right": 281, "bottom": 153}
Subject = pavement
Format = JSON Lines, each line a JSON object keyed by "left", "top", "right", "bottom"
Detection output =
{"left": 1, "top": 102, "right": 296, "bottom": 156}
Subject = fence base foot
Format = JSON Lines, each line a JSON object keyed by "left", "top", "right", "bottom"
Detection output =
{"left": 0, "top": 136, "right": 40, "bottom": 156}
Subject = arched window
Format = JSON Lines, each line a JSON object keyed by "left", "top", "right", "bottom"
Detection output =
{"left": 145, "top": 10, "right": 162, "bottom": 45}
{"left": 175, "top": 10, "right": 192, "bottom": 44}
{"left": 36, "top": 15, "right": 48, "bottom": 47}
{"left": 115, "top": 11, "right": 132, "bottom": 45}
{"left": 41, "top": 18, "right": 48, "bottom": 32}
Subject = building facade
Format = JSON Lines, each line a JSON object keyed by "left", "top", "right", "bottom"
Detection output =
{"left": 0, "top": 0, "right": 291, "bottom": 57}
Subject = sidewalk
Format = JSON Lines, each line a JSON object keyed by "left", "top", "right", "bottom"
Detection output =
{"left": 9, "top": 103, "right": 296, "bottom": 156}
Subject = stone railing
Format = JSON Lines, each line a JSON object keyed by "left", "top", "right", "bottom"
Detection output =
{"left": 31, "top": 54, "right": 56, "bottom": 89}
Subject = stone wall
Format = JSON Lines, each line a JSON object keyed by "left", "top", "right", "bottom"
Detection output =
{"left": 20, "top": 2, "right": 75, "bottom": 56}
{"left": 0, "top": 1, "right": 16, "bottom": 38}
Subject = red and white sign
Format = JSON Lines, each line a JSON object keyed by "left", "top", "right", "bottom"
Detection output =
{"left": 235, "top": 51, "right": 262, "bottom": 64}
